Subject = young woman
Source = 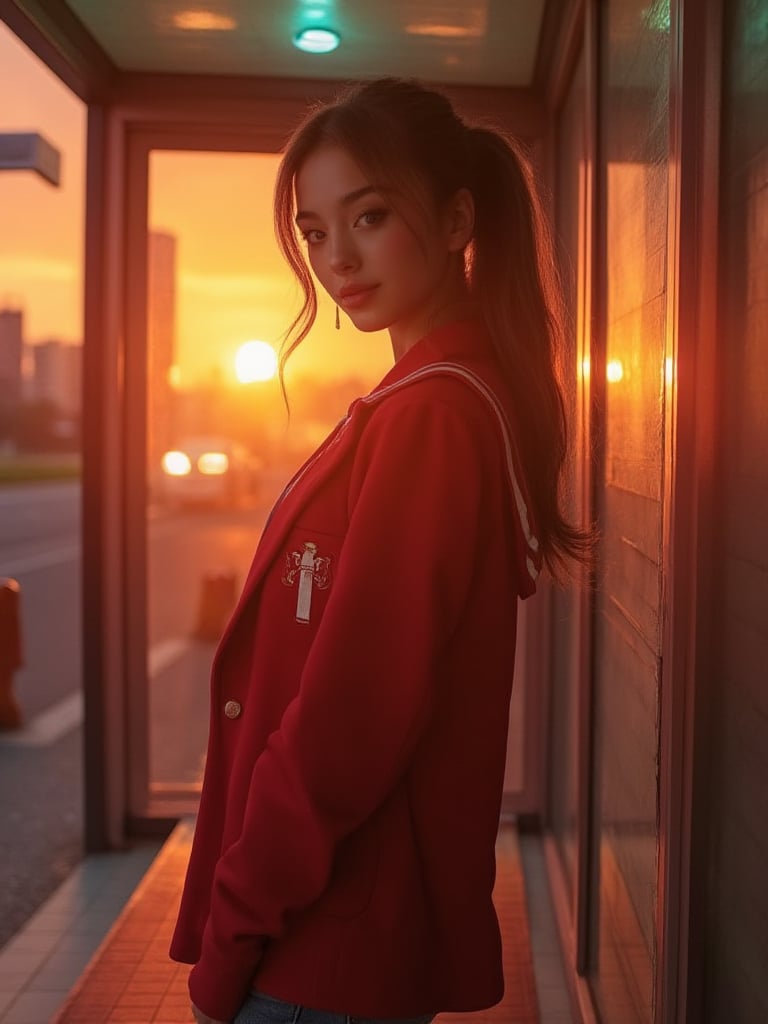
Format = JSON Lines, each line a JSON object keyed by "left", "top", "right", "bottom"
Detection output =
{"left": 170, "top": 77, "right": 588, "bottom": 1024}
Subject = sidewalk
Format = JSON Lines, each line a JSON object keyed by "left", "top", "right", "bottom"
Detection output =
{"left": 0, "top": 840, "right": 161, "bottom": 1023}
{"left": 0, "top": 822, "right": 574, "bottom": 1024}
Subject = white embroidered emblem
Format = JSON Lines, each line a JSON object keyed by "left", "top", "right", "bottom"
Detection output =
{"left": 282, "top": 541, "right": 332, "bottom": 623}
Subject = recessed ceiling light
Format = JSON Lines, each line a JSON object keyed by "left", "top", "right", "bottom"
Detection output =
{"left": 293, "top": 27, "right": 341, "bottom": 53}
{"left": 406, "top": 23, "right": 483, "bottom": 39}
{"left": 405, "top": 10, "right": 487, "bottom": 40}
{"left": 173, "top": 11, "right": 237, "bottom": 31}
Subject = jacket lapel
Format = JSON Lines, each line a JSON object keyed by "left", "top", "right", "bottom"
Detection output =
{"left": 211, "top": 412, "right": 357, "bottom": 666}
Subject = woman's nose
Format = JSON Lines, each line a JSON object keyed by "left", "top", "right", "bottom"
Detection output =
{"left": 328, "top": 232, "right": 360, "bottom": 273}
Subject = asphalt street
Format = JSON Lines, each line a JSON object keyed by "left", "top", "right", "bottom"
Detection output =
{"left": 0, "top": 478, "right": 279, "bottom": 951}
{"left": 0, "top": 728, "right": 81, "bottom": 949}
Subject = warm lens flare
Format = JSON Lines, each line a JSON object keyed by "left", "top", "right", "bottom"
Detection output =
{"left": 235, "top": 341, "right": 278, "bottom": 383}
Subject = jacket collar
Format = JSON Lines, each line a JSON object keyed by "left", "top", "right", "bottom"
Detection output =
{"left": 376, "top": 317, "right": 494, "bottom": 389}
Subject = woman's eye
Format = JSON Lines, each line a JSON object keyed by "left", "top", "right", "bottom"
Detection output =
{"left": 356, "top": 208, "right": 387, "bottom": 228}
{"left": 301, "top": 228, "right": 325, "bottom": 245}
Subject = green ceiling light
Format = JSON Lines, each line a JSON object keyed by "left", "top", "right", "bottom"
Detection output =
{"left": 293, "top": 26, "right": 341, "bottom": 53}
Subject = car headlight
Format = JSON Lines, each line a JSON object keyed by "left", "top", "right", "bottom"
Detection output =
{"left": 162, "top": 450, "right": 192, "bottom": 476}
{"left": 198, "top": 452, "right": 229, "bottom": 475}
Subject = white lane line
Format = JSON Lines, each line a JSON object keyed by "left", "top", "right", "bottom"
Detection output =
{"left": 0, "top": 637, "right": 192, "bottom": 748}
{"left": 0, "top": 691, "right": 83, "bottom": 748}
{"left": 148, "top": 636, "right": 190, "bottom": 677}
{"left": 1, "top": 544, "right": 80, "bottom": 576}
{"left": 0, "top": 483, "right": 79, "bottom": 506}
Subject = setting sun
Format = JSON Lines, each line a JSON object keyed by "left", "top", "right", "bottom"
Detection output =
{"left": 235, "top": 340, "right": 278, "bottom": 383}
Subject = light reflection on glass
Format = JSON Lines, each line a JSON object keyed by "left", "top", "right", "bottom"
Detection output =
{"left": 665, "top": 356, "right": 674, "bottom": 386}
{"left": 606, "top": 358, "right": 624, "bottom": 382}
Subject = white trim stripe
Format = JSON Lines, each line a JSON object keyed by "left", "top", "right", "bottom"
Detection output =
{"left": 360, "top": 363, "right": 541, "bottom": 582}
{"left": 270, "top": 361, "right": 540, "bottom": 583}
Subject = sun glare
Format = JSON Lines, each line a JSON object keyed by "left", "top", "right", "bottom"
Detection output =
{"left": 235, "top": 340, "right": 278, "bottom": 383}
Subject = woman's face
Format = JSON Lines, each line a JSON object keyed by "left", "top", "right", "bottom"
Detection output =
{"left": 294, "top": 145, "right": 468, "bottom": 357}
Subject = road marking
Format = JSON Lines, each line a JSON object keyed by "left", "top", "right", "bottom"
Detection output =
{"left": 0, "top": 691, "right": 83, "bottom": 748}
{"left": 0, "top": 637, "right": 193, "bottom": 748}
{"left": 148, "top": 637, "right": 190, "bottom": 677}
{"left": 0, "top": 482, "right": 79, "bottom": 506}
{"left": 1, "top": 544, "right": 80, "bottom": 576}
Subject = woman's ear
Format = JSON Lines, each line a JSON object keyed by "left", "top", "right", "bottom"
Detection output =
{"left": 445, "top": 188, "right": 475, "bottom": 252}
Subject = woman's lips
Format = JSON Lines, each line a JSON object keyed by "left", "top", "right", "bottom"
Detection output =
{"left": 338, "top": 285, "right": 378, "bottom": 310}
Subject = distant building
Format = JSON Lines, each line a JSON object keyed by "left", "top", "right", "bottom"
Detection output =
{"left": 32, "top": 339, "right": 82, "bottom": 414}
{"left": 0, "top": 307, "right": 23, "bottom": 410}
{"left": 147, "top": 230, "right": 177, "bottom": 469}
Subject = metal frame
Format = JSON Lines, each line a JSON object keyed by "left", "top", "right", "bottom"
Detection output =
{"left": 537, "top": 5, "right": 602, "bottom": 1022}
{"left": 82, "top": 101, "right": 130, "bottom": 849}
{"left": 117, "top": 82, "right": 546, "bottom": 828}
{"left": 0, "top": 0, "right": 115, "bottom": 99}
{"left": 657, "top": 0, "right": 724, "bottom": 1020}
{"left": 576, "top": 0, "right": 600, "bottom": 984}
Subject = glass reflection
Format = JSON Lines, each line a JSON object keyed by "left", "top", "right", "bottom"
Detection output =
{"left": 589, "top": 0, "right": 670, "bottom": 1020}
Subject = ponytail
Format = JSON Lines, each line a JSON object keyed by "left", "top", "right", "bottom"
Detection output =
{"left": 465, "top": 127, "right": 592, "bottom": 577}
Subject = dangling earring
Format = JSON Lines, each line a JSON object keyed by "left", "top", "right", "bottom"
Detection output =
{"left": 335, "top": 305, "right": 340, "bottom": 330}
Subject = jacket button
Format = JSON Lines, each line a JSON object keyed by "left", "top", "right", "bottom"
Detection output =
{"left": 224, "top": 700, "right": 242, "bottom": 719}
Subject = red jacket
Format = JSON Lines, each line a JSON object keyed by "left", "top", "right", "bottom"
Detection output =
{"left": 169, "top": 320, "right": 540, "bottom": 1022}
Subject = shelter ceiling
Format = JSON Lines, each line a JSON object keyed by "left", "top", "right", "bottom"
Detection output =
{"left": 61, "top": 0, "right": 547, "bottom": 87}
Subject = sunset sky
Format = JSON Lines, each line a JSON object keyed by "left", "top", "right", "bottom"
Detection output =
{"left": 0, "top": 20, "right": 392, "bottom": 389}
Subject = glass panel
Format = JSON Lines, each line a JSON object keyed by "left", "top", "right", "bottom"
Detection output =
{"left": 548, "top": 46, "right": 588, "bottom": 907}
{"left": 0, "top": 23, "right": 85, "bottom": 938}
{"left": 145, "top": 152, "right": 391, "bottom": 799}
{"left": 589, "top": 0, "right": 670, "bottom": 1020}
{"left": 705, "top": 2, "right": 768, "bottom": 1020}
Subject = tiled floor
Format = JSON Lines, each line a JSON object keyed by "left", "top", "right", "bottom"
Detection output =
{"left": 518, "top": 837, "right": 575, "bottom": 1024}
{"left": 0, "top": 822, "right": 575, "bottom": 1024}
{"left": 0, "top": 842, "right": 161, "bottom": 1024}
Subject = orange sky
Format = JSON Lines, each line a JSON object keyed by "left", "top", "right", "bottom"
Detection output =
{"left": 0, "top": 20, "right": 391, "bottom": 388}
{"left": 0, "top": 22, "right": 86, "bottom": 346}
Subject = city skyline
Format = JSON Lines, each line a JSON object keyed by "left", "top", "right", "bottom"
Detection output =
{"left": 0, "top": 22, "right": 393, "bottom": 393}
{"left": 0, "top": 303, "right": 82, "bottom": 411}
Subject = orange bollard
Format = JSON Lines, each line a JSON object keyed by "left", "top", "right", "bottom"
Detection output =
{"left": 194, "top": 571, "right": 237, "bottom": 643}
{"left": 0, "top": 578, "right": 24, "bottom": 729}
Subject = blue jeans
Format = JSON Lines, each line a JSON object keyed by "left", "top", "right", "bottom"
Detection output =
{"left": 233, "top": 989, "right": 436, "bottom": 1024}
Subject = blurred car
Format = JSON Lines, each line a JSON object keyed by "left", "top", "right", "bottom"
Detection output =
{"left": 158, "top": 436, "right": 261, "bottom": 508}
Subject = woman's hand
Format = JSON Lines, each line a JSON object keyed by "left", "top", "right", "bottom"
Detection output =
{"left": 191, "top": 1002, "right": 229, "bottom": 1024}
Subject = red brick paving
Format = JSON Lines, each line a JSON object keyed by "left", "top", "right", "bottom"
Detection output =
{"left": 54, "top": 823, "right": 538, "bottom": 1023}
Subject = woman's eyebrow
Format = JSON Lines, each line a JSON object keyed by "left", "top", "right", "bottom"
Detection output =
{"left": 295, "top": 185, "right": 380, "bottom": 223}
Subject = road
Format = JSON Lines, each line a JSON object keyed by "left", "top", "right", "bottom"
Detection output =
{"left": 0, "top": 476, "right": 283, "bottom": 948}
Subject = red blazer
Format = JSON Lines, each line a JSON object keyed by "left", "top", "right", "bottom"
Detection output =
{"left": 169, "top": 320, "right": 541, "bottom": 1022}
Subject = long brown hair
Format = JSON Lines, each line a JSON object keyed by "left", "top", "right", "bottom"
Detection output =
{"left": 274, "top": 77, "right": 591, "bottom": 577}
